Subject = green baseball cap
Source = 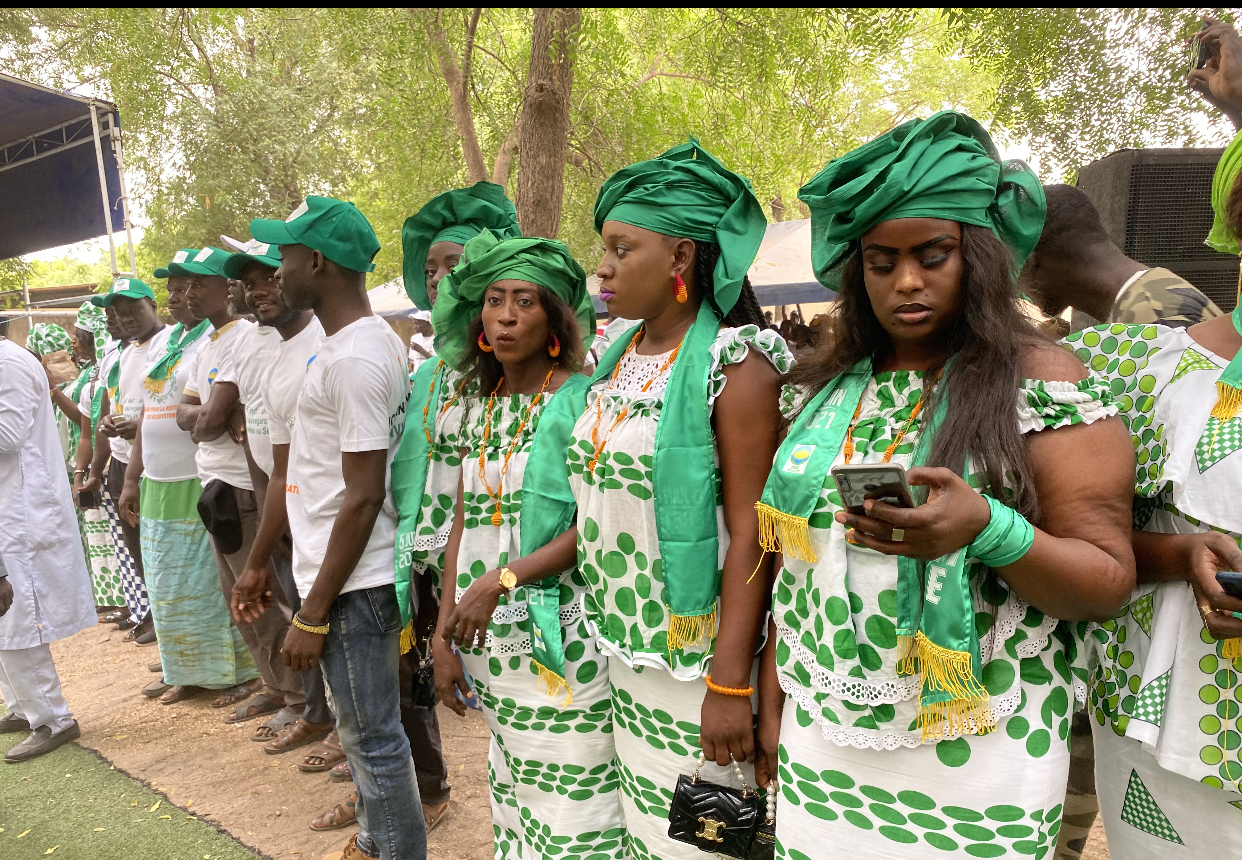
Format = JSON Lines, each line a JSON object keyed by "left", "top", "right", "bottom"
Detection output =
{"left": 154, "top": 248, "right": 201, "bottom": 280}
{"left": 223, "top": 241, "right": 283, "bottom": 279}
{"left": 168, "top": 246, "right": 232, "bottom": 278}
{"left": 250, "top": 196, "right": 380, "bottom": 273}
{"left": 89, "top": 277, "right": 156, "bottom": 307}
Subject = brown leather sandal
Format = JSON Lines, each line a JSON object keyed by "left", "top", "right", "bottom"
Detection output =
{"left": 309, "top": 792, "right": 356, "bottom": 831}
{"left": 265, "top": 718, "right": 332, "bottom": 755}
{"left": 299, "top": 730, "right": 346, "bottom": 773}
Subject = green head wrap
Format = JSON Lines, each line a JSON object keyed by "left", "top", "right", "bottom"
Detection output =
{"left": 593, "top": 138, "right": 766, "bottom": 315}
{"left": 74, "top": 303, "right": 110, "bottom": 363}
{"left": 26, "top": 323, "right": 72, "bottom": 357}
{"left": 431, "top": 231, "right": 594, "bottom": 372}
{"left": 797, "top": 110, "right": 1046, "bottom": 288}
{"left": 1207, "top": 129, "right": 1242, "bottom": 256}
{"left": 401, "top": 181, "right": 521, "bottom": 312}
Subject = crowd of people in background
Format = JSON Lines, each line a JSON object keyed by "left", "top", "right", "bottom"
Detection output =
{"left": 4, "top": 18, "right": 1242, "bottom": 860}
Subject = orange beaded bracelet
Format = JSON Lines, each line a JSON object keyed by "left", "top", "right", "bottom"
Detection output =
{"left": 704, "top": 674, "right": 755, "bottom": 697}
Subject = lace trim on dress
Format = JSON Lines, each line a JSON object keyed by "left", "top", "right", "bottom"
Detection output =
{"left": 777, "top": 671, "right": 1023, "bottom": 750}
{"left": 464, "top": 590, "right": 585, "bottom": 656}
{"left": 705, "top": 325, "right": 795, "bottom": 408}
{"left": 413, "top": 520, "right": 453, "bottom": 551}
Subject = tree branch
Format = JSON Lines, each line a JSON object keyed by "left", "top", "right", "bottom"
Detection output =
{"left": 416, "top": 7, "right": 488, "bottom": 182}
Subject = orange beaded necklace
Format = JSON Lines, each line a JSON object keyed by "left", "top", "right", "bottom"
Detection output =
{"left": 421, "top": 360, "right": 470, "bottom": 459}
{"left": 842, "top": 370, "right": 940, "bottom": 464}
{"left": 586, "top": 326, "right": 683, "bottom": 474}
{"left": 477, "top": 364, "right": 558, "bottom": 527}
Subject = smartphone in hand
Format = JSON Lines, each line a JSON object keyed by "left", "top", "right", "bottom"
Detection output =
{"left": 830, "top": 463, "right": 915, "bottom": 516}
{"left": 1216, "top": 571, "right": 1242, "bottom": 600}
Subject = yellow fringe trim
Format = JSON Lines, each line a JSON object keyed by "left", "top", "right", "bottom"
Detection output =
{"left": 532, "top": 660, "right": 573, "bottom": 707}
{"left": 909, "top": 631, "right": 995, "bottom": 741}
{"left": 755, "top": 502, "right": 817, "bottom": 562}
{"left": 666, "top": 607, "right": 718, "bottom": 652}
{"left": 1211, "top": 381, "right": 1242, "bottom": 422}
{"left": 399, "top": 620, "right": 415, "bottom": 655}
{"left": 1223, "top": 638, "right": 1242, "bottom": 660}
{"left": 896, "top": 634, "right": 919, "bottom": 676}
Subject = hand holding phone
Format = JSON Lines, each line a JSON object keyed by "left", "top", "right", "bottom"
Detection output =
{"left": 830, "top": 463, "right": 915, "bottom": 516}
{"left": 1216, "top": 571, "right": 1242, "bottom": 600}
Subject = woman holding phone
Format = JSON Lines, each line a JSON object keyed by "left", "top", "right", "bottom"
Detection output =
{"left": 753, "top": 111, "right": 1136, "bottom": 858}
{"left": 1063, "top": 127, "right": 1242, "bottom": 858}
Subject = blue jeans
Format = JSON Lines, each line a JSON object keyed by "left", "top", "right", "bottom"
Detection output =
{"left": 320, "top": 585, "right": 426, "bottom": 860}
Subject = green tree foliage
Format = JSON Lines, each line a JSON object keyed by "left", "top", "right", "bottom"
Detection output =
{"left": 0, "top": 8, "right": 1231, "bottom": 288}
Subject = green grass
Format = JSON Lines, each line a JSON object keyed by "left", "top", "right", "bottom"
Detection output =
{"left": 0, "top": 732, "right": 264, "bottom": 860}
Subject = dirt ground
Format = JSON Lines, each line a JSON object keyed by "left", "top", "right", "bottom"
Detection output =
{"left": 44, "top": 622, "right": 495, "bottom": 860}
{"left": 24, "top": 621, "right": 1110, "bottom": 860}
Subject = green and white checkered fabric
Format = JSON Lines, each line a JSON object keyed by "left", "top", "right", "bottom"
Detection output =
{"left": 1130, "top": 671, "right": 1169, "bottom": 725}
{"left": 1196, "top": 415, "right": 1242, "bottom": 472}
{"left": 1120, "top": 769, "right": 1183, "bottom": 844}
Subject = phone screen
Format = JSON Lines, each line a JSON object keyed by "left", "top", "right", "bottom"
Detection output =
{"left": 832, "top": 467, "right": 914, "bottom": 515}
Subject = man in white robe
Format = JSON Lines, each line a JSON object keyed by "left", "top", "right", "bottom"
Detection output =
{"left": 0, "top": 337, "right": 97, "bottom": 763}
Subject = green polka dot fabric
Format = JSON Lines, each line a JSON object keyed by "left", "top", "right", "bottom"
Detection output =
{"left": 776, "top": 700, "right": 1067, "bottom": 857}
{"left": 1119, "top": 769, "right": 1183, "bottom": 844}
{"left": 83, "top": 505, "right": 124, "bottom": 607}
{"left": 773, "top": 370, "right": 1106, "bottom": 753}
{"left": 567, "top": 326, "right": 793, "bottom": 677}
{"left": 446, "top": 388, "right": 626, "bottom": 859}
{"left": 1068, "top": 324, "right": 1242, "bottom": 802}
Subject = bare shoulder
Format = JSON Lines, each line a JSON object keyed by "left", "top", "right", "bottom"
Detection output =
{"left": 719, "top": 349, "right": 781, "bottom": 390}
{"left": 1021, "top": 337, "right": 1087, "bottom": 383}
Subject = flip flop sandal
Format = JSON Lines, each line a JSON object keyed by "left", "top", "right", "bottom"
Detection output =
{"left": 265, "top": 719, "right": 332, "bottom": 755}
{"left": 299, "top": 731, "right": 346, "bottom": 774}
{"left": 423, "top": 801, "right": 452, "bottom": 834}
{"left": 328, "top": 759, "right": 352, "bottom": 782}
{"left": 141, "top": 677, "right": 170, "bottom": 698}
{"left": 159, "top": 685, "right": 205, "bottom": 705}
{"left": 309, "top": 792, "right": 356, "bottom": 831}
{"left": 99, "top": 610, "right": 126, "bottom": 624}
{"left": 210, "top": 679, "right": 263, "bottom": 709}
{"left": 222, "top": 692, "right": 284, "bottom": 725}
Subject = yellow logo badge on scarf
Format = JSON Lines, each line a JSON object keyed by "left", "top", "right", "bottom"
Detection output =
{"left": 783, "top": 444, "right": 815, "bottom": 474}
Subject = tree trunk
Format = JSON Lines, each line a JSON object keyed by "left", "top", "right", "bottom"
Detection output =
{"left": 419, "top": 8, "right": 489, "bottom": 183}
{"left": 516, "top": 8, "right": 580, "bottom": 238}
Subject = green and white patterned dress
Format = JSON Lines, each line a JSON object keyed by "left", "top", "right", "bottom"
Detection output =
{"left": 568, "top": 324, "right": 793, "bottom": 860}
{"left": 773, "top": 369, "right": 1115, "bottom": 859}
{"left": 442, "top": 384, "right": 626, "bottom": 860}
{"left": 1065, "top": 323, "right": 1242, "bottom": 858}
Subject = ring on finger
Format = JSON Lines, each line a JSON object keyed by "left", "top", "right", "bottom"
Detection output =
{"left": 891, "top": 528, "right": 905, "bottom": 542}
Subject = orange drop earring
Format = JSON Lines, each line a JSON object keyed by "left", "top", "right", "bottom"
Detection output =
{"left": 548, "top": 334, "right": 561, "bottom": 358}
{"left": 478, "top": 332, "right": 494, "bottom": 352}
{"left": 674, "top": 272, "right": 688, "bottom": 303}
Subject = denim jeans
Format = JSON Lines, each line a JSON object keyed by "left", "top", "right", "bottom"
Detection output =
{"left": 320, "top": 585, "right": 426, "bottom": 860}
{"left": 272, "top": 555, "right": 332, "bottom": 725}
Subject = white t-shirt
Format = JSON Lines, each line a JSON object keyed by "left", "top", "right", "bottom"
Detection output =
{"left": 184, "top": 319, "right": 254, "bottom": 490}
{"left": 218, "top": 323, "right": 282, "bottom": 478}
{"left": 285, "top": 315, "right": 409, "bottom": 599}
{"left": 141, "top": 324, "right": 209, "bottom": 482}
{"left": 114, "top": 327, "right": 171, "bottom": 466}
{"left": 96, "top": 340, "right": 122, "bottom": 460}
{"left": 265, "top": 317, "right": 325, "bottom": 448}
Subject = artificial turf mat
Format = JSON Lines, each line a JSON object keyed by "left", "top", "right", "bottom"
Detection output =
{"left": 0, "top": 731, "right": 265, "bottom": 860}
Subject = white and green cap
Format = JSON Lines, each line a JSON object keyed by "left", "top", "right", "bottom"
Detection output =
{"left": 223, "top": 241, "right": 282, "bottom": 278}
{"left": 89, "top": 276, "right": 156, "bottom": 307}
{"left": 250, "top": 196, "right": 380, "bottom": 273}
{"left": 167, "top": 246, "right": 232, "bottom": 278}
{"left": 153, "top": 248, "right": 200, "bottom": 280}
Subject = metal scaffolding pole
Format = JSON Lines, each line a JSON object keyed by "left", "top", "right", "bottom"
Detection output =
{"left": 88, "top": 100, "right": 119, "bottom": 279}
{"left": 107, "top": 117, "right": 137, "bottom": 276}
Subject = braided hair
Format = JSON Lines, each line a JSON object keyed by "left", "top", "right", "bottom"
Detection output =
{"left": 693, "top": 241, "right": 766, "bottom": 328}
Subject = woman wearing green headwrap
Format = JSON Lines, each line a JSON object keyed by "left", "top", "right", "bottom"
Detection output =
{"left": 1061, "top": 73, "right": 1242, "bottom": 854}
{"left": 391, "top": 231, "right": 625, "bottom": 856}
{"left": 753, "top": 112, "right": 1136, "bottom": 857}
{"left": 529, "top": 139, "right": 790, "bottom": 858}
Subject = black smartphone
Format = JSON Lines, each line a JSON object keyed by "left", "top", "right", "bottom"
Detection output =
{"left": 829, "top": 463, "right": 915, "bottom": 516}
{"left": 1217, "top": 571, "right": 1242, "bottom": 600}
{"left": 77, "top": 489, "right": 101, "bottom": 509}
{"left": 1191, "top": 25, "right": 1212, "bottom": 72}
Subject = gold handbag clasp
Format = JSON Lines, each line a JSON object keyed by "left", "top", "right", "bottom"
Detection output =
{"left": 696, "top": 817, "right": 726, "bottom": 842}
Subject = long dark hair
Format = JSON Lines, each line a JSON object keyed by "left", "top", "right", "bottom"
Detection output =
{"left": 694, "top": 241, "right": 766, "bottom": 328}
{"left": 463, "top": 286, "right": 586, "bottom": 393}
{"left": 788, "top": 224, "right": 1041, "bottom": 519}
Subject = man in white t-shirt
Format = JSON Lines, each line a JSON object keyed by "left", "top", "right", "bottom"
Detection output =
{"left": 237, "top": 197, "right": 423, "bottom": 860}
{"left": 177, "top": 245, "right": 304, "bottom": 730}
{"left": 83, "top": 278, "right": 168, "bottom": 645}
{"left": 221, "top": 243, "right": 334, "bottom": 756}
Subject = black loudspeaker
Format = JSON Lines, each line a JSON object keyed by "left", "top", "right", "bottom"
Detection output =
{"left": 1077, "top": 147, "right": 1237, "bottom": 313}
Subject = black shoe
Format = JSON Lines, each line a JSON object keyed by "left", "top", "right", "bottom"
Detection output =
{"left": 134, "top": 629, "right": 157, "bottom": 647}
{"left": 4, "top": 721, "right": 80, "bottom": 763}
{"left": 0, "top": 712, "right": 30, "bottom": 734}
{"left": 147, "top": 661, "right": 162, "bottom": 673}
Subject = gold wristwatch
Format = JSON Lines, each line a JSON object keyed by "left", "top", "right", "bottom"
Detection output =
{"left": 498, "top": 567, "right": 518, "bottom": 592}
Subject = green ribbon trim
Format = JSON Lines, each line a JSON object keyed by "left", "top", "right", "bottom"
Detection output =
{"left": 146, "top": 319, "right": 211, "bottom": 382}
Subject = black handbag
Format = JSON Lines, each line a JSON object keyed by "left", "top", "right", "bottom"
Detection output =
{"left": 667, "top": 754, "right": 777, "bottom": 860}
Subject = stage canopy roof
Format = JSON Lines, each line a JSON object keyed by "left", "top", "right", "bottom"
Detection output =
{"left": 0, "top": 73, "right": 125, "bottom": 260}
